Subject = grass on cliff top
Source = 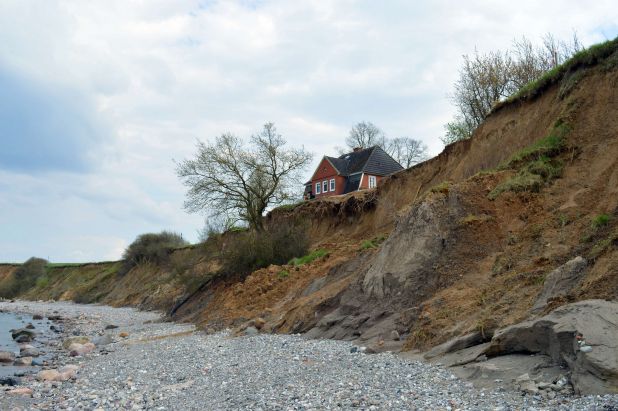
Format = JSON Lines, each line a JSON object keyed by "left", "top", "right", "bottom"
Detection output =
{"left": 493, "top": 36, "right": 618, "bottom": 112}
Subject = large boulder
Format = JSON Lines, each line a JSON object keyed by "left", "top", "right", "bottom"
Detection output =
{"left": 531, "top": 256, "right": 587, "bottom": 313}
{"left": 484, "top": 299, "right": 618, "bottom": 394}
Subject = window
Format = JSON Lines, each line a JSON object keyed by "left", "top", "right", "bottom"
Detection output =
{"left": 322, "top": 180, "right": 328, "bottom": 193}
{"left": 369, "top": 175, "right": 377, "bottom": 188}
{"left": 330, "top": 178, "right": 335, "bottom": 192}
{"left": 315, "top": 182, "right": 321, "bottom": 194}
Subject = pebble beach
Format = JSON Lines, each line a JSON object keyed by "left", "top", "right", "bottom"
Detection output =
{"left": 0, "top": 300, "right": 617, "bottom": 410}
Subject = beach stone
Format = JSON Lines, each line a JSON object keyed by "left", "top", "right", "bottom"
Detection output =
{"left": 63, "top": 336, "right": 90, "bottom": 349}
{"left": 0, "top": 376, "right": 21, "bottom": 386}
{"left": 58, "top": 364, "right": 79, "bottom": 380}
{"left": 37, "top": 369, "right": 61, "bottom": 381}
{"left": 20, "top": 347, "right": 40, "bottom": 357}
{"left": 244, "top": 326, "right": 258, "bottom": 336}
{"left": 7, "top": 387, "right": 33, "bottom": 396}
{"left": 105, "top": 324, "right": 118, "bottom": 330}
{"left": 32, "top": 314, "right": 43, "bottom": 320}
{"left": 11, "top": 328, "right": 36, "bottom": 342}
{"left": 93, "top": 333, "right": 114, "bottom": 346}
{"left": 0, "top": 350, "right": 16, "bottom": 363}
{"left": 69, "top": 342, "right": 95, "bottom": 356}
{"left": 26, "top": 323, "right": 35, "bottom": 329}
{"left": 390, "top": 330, "right": 401, "bottom": 341}
{"left": 119, "top": 331, "right": 129, "bottom": 338}
{"left": 253, "top": 318, "right": 266, "bottom": 330}
{"left": 14, "top": 356, "right": 33, "bottom": 366}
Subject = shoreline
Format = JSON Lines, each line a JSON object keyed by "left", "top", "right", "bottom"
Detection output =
{"left": 0, "top": 300, "right": 616, "bottom": 410}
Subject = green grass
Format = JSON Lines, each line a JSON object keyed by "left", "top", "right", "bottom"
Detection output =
{"left": 359, "top": 235, "right": 387, "bottom": 251}
{"left": 277, "top": 269, "right": 290, "bottom": 279}
{"left": 592, "top": 214, "right": 611, "bottom": 228}
{"left": 288, "top": 249, "right": 329, "bottom": 266}
{"left": 35, "top": 276, "right": 49, "bottom": 288}
{"left": 489, "top": 122, "right": 569, "bottom": 200}
{"left": 494, "top": 37, "right": 618, "bottom": 111}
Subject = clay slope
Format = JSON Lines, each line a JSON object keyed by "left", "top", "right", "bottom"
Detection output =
{"left": 172, "top": 45, "right": 618, "bottom": 359}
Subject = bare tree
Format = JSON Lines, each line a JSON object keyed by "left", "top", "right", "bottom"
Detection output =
{"left": 442, "top": 32, "right": 583, "bottom": 145}
{"left": 176, "top": 123, "right": 312, "bottom": 231}
{"left": 386, "top": 137, "right": 428, "bottom": 168}
{"left": 346, "top": 121, "right": 386, "bottom": 150}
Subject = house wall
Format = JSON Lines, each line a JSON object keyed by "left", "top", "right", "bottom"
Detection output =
{"left": 358, "top": 174, "right": 383, "bottom": 190}
{"left": 309, "top": 158, "right": 346, "bottom": 198}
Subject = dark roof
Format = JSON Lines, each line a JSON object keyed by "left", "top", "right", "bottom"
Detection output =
{"left": 326, "top": 146, "right": 403, "bottom": 177}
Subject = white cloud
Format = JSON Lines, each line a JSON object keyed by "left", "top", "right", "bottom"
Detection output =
{"left": 0, "top": 0, "right": 617, "bottom": 261}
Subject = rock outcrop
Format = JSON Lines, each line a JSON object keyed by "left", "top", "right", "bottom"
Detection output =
{"left": 484, "top": 300, "right": 618, "bottom": 394}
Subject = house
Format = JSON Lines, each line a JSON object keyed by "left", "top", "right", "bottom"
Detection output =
{"left": 304, "top": 146, "right": 403, "bottom": 199}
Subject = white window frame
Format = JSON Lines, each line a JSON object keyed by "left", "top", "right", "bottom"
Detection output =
{"left": 330, "top": 178, "right": 335, "bottom": 192}
{"left": 322, "top": 180, "right": 328, "bottom": 193}
{"left": 369, "top": 175, "right": 377, "bottom": 189}
{"left": 315, "top": 182, "right": 321, "bottom": 194}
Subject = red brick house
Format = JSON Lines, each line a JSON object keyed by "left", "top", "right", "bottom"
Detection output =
{"left": 304, "top": 146, "right": 403, "bottom": 199}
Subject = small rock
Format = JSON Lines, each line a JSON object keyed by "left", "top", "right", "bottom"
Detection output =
{"left": 350, "top": 347, "right": 358, "bottom": 353}
{"left": 58, "top": 364, "right": 79, "bottom": 380}
{"left": 579, "top": 345, "right": 592, "bottom": 353}
{"left": 32, "top": 314, "right": 43, "bottom": 320}
{"left": 0, "top": 376, "right": 21, "bottom": 386}
{"left": 520, "top": 380, "right": 539, "bottom": 394}
{"left": 515, "top": 373, "right": 530, "bottom": 383}
{"left": 11, "top": 328, "right": 36, "bottom": 341}
{"left": 244, "top": 327, "right": 258, "bottom": 336}
{"left": 390, "top": 330, "right": 401, "bottom": 341}
{"left": 253, "top": 318, "right": 266, "bottom": 330}
{"left": 0, "top": 351, "right": 16, "bottom": 363}
{"left": 93, "top": 333, "right": 114, "bottom": 346}
{"left": 7, "top": 387, "right": 33, "bottom": 396}
{"left": 37, "top": 369, "right": 61, "bottom": 381}
{"left": 69, "top": 342, "right": 95, "bottom": 356}
{"left": 104, "top": 324, "right": 119, "bottom": 330}
{"left": 62, "top": 336, "right": 90, "bottom": 349}
{"left": 14, "top": 356, "right": 33, "bottom": 366}
{"left": 475, "top": 355, "right": 488, "bottom": 362}
{"left": 25, "top": 323, "right": 35, "bottom": 329}
{"left": 20, "top": 347, "right": 40, "bottom": 357}
{"left": 119, "top": 332, "right": 129, "bottom": 338}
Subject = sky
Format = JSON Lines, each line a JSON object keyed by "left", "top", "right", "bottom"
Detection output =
{"left": 0, "top": 1, "right": 617, "bottom": 263}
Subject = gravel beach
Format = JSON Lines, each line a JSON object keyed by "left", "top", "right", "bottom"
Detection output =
{"left": 0, "top": 301, "right": 617, "bottom": 410}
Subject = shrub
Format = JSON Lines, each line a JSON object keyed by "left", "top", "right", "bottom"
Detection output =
{"left": 0, "top": 257, "right": 48, "bottom": 298}
{"left": 359, "top": 235, "right": 387, "bottom": 251}
{"left": 592, "top": 214, "right": 611, "bottom": 228}
{"left": 220, "top": 219, "right": 309, "bottom": 277}
{"left": 119, "top": 231, "right": 188, "bottom": 275}
{"left": 278, "top": 270, "right": 290, "bottom": 279}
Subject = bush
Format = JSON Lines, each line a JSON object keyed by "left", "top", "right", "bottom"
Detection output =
{"left": 0, "top": 257, "right": 48, "bottom": 298}
{"left": 220, "top": 219, "right": 309, "bottom": 277}
{"left": 119, "top": 231, "right": 188, "bottom": 275}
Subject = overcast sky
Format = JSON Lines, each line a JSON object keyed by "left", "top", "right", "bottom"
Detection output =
{"left": 1, "top": 1, "right": 616, "bottom": 262}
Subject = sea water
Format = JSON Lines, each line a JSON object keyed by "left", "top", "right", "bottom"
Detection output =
{"left": 0, "top": 311, "right": 52, "bottom": 377}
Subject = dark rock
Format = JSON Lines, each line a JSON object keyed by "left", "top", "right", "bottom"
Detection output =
{"left": 104, "top": 324, "right": 118, "bottom": 330}
{"left": 25, "top": 323, "right": 35, "bottom": 329}
{"left": 0, "top": 376, "right": 21, "bottom": 386}
{"left": 15, "top": 334, "right": 33, "bottom": 343}
{"left": 20, "top": 347, "right": 40, "bottom": 357}
{"left": 11, "top": 328, "right": 36, "bottom": 342}
{"left": 47, "top": 315, "right": 63, "bottom": 321}
{"left": 32, "top": 314, "right": 43, "bottom": 320}
{"left": 350, "top": 346, "right": 358, "bottom": 353}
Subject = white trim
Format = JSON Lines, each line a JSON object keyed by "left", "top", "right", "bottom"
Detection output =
{"left": 357, "top": 173, "right": 365, "bottom": 191}
{"left": 322, "top": 180, "right": 328, "bottom": 193}
{"left": 330, "top": 178, "right": 335, "bottom": 192}
{"left": 369, "top": 175, "right": 377, "bottom": 189}
{"left": 315, "top": 182, "right": 321, "bottom": 194}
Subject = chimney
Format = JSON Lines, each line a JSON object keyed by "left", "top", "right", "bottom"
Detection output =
{"left": 353, "top": 147, "right": 362, "bottom": 152}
